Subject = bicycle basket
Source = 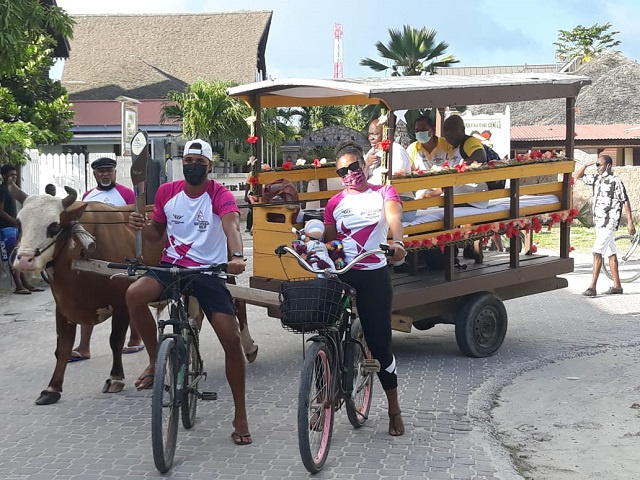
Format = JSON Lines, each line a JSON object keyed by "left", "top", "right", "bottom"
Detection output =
{"left": 279, "top": 277, "right": 349, "bottom": 333}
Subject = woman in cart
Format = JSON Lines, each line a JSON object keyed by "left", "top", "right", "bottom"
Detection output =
{"left": 323, "top": 140, "right": 406, "bottom": 436}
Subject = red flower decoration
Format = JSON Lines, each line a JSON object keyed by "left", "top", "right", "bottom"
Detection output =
{"left": 488, "top": 160, "right": 497, "bottom": 167}
{"left": 531, "top": 244, "right": 538, "bottom": 253}
{"left": 379, "top": 139, "right": 391, "bottom": 151}
{"left": 570, "top": 246, "right": 575, "bottom": 252}
{"left": 530, "top": 151, "right": 543, "bottom": 159}
{"left": 412, "top": 240, "right": 421, "bottom": 248}
{"left": 247, "top": 175, "right": 259, "bottom": 185}
{"left": 442, "top": 161, "right": 450, "bottom": 168}
{"left": 247, "top": 135, "right": 259, "bottom": 144}
{"left": 422, "top": 239, "right": 433, "bottom": 248}
{"left": 282, "top": 162, "right": 293, "bottom": 170}
{"left": 570, "top": 177, "right": 575, "bottom": 185}
{"left": 516, "top": 154, "right": 525, "bottom": 162}
{"left": 313, "top": 158, "right": 321, "bottom": 168}
{"left": 569, "top": 208, "right": 578, "bottom": 216}
{"left": 455, "top": 162, "right": 467, "bottom": 173}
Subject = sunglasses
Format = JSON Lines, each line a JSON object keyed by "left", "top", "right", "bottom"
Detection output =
{"left": 336, "top": 162, "right": 361, "bottom": 177}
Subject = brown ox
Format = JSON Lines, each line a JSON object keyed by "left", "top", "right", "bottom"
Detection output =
{"left": 10, "top": 183, "right": 163, "bottom": 405}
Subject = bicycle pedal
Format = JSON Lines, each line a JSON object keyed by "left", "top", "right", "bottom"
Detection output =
{"left": 200, "top": 391, "right": 217, "bottom": 401}
{"left": 362, "top": 359, "right": 380, "bottom": 373}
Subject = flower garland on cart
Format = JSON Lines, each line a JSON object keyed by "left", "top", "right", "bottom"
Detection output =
{"left": 405, "top": 208, "right": 579, "bottom": 253}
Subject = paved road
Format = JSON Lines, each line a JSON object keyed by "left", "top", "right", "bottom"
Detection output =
{"left": 0, "top": 241, "right": 638, "bottom": 480}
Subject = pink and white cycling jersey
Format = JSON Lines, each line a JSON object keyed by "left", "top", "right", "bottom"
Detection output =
{"left": 82, "top": 184, "right": 135, "bottom": 206}
{"left": 324, "top": 185, "right": 401, "bottom": 270}
{"left": 153, "top": 180, "right": 239, "bottom": 267}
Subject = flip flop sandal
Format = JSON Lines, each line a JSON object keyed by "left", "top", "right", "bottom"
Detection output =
{"left": 68, "top": 351, "right": 90, "bottom": 362}
{"left": 28, "top": 287, "right": 45, "bottom": 292}
{"left": 135, "top": 374, "right": 154, "bottom": 391}
{"left": 13, "top": 289, "right": 31, "bottom": 295}
{"left": 123, "top": 345, "right": 145, "bottom": 354}
{"left": 231, "top": 431, "right": 252, "bottom": 445}
{"left": 388, "top": 411, "right": 405, "bottom": 436}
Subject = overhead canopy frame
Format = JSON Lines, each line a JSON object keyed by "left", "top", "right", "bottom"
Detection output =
{"left": 227, "top": 73, "right": 591, "bottom": 109}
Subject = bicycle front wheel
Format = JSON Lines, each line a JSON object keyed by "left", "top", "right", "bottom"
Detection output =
{"left": 602, "top": 235, "right": 640, "bottom": 283}
{"left": 181, "top": 331, "right": 201, "bottom": 429}
{"left": 298, "top": 340, "right": 334, "bottom": 474}
{"left": 345, "top": 318, "right": 374, "bottom": 428}
{"left": 152, "top": 337, "right": 180, "bottom": 473}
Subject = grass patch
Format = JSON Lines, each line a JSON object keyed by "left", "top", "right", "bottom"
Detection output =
{"left": 532, "top": 224, "right": 633, "bottom": 254}
{"left": 533, "top": 225, "right": 594, "bottom": 253}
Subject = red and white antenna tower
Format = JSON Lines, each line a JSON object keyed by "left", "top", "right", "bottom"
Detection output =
{"left": 333, "top": 23, "right": 343, "bottom": 79}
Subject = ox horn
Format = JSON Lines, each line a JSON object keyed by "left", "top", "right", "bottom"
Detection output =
{"left": 61, "top": 186, "right": 78, "bottom": 209}
{"left": 7, "top": 180, "right": 28, "bottom": 204}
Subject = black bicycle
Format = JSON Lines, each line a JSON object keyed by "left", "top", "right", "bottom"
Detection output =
{"left": 276, "top": 244, "right": 389, "bottom": 473}
{"left": 108, "top": 261, "right": 223, "bottom": 473}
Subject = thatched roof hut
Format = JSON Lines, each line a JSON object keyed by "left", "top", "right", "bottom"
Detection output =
{"left": 62, "top": 11, "right": 272, "bottom": 100}
{"left": 471, "top": 52, "right": 640, "bottom": 125}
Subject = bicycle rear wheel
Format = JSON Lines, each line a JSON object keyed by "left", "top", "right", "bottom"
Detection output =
{"left": 345, "top": 318, "right": 374, "bottom": 428}
{"left": 602, "top": 235, "right": 640, "bottom": 283}
{"left": 298, "top": 340, "right": 334, "bottom": 473}
{"left": 181, "top": 330, "right": 201, "bottom": 429}
{"left": 152, "top": 337, "right": 179, "bottom": 473}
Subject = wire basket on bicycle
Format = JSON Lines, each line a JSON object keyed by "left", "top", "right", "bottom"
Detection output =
{"left": 279, "top": 277, "right": 351, "bottom": 333}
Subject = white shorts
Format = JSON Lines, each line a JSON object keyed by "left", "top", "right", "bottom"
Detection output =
{"left": 592, "top": 227, "right": 618, "bottom": 257}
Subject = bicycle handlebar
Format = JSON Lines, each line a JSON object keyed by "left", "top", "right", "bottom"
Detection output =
{"left": 107, "top": 260, "right": 227, "bottom": 277}
{"left": 275, "top": 243, "right": 392, "bottom": 275}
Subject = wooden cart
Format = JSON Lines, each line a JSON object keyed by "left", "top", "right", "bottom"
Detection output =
{"left": 227, "top": 73, "right": 591, "bottom": 357}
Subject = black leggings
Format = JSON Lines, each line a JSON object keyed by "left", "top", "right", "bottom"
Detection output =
{"left": 341, "top": 266, "right": 397, "bottom": 391}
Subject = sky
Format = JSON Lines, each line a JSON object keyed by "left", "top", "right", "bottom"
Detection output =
{"left": 52, "top": 0, "right": 640, "bottom": 80}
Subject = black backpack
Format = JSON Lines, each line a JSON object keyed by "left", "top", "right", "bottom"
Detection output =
{"left": 458, "top": 135, "right": 505, "bottom": 190}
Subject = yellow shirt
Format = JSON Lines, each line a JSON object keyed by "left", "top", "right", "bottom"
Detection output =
{"left": 450, "top": 135, "right": 484, "bottom": 165}
{"left": 406, "top": 137, "right": 452, "bottom": 171}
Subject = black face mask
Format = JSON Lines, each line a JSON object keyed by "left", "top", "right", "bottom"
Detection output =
{"left": 183, "top": 163, "right": 209, "bottom": 186}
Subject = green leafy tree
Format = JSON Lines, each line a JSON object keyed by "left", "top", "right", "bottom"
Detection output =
{"left": 0, "top": 0, "right": 74, "bottom": 74}
{"left": 295, "top": 106, "right": 346, "bottom": 133}
{"left": 554, "top": 22, "right": 621, "bottom": 62}
{"left": 360, "top": 25, "right": 459, "bottom": 76}
{"left": 162, "top": 81, "right": 251, "bottom": 172}
{"left": 0, "top": 1, "right": 75, "bottom": 166}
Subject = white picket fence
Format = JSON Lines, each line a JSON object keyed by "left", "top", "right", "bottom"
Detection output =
{"left": 22, "top": 150, "right": 133, "bottom": 196}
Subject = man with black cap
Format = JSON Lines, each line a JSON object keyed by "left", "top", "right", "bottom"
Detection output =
{"left": 69, "top": 157, "right": 142, "bottom": 361}
{"left": 82, "top": 157, "right": 135, "bottom": 206}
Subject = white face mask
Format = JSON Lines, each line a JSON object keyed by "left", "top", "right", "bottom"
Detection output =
{"left": 415, "top": 131, "right": 432, "bottom": 144}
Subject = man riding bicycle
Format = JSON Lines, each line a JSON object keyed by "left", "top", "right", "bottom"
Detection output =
{"left": 127, "top": 139, "right": 251, "bottom": 446}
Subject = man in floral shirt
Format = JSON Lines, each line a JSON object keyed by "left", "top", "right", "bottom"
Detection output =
{"left": 575, "top": 155, "right": 635, "bottom": 297}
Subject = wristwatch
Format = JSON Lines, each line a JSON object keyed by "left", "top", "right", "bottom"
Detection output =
{"left": 231, "top": 252, "right": 245, "bottom": 260}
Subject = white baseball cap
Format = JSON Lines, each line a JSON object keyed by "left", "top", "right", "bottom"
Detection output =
{"left": 183, "top": 139, "right": 212, "bottom": 161}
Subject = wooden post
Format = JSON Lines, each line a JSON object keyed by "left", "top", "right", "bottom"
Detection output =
{"left": 384, "top": 108, "right": 395, "bottom": 185}
{"left": 509, "top": 178, "right": 520, "bottom": 268}
{"left": 444, "top": 186, "right": 455, "bottom": 281}
{"left": 253, "top": 95, "right": 263, "bottom": 197}
{"left": 561, "top": 97, "right": 576, "bottom": 259}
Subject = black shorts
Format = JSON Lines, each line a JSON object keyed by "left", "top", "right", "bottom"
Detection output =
{"left": 144, "top": 264, "right": 236, "bottom": 317}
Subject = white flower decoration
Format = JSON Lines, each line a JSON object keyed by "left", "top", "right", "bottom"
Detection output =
{"left": 247, "top": 155, "right": 257, "bottom": 166}
{"left": 377, "top": 114, "right": 388, "bottom": 125}
{"left": 245, "top": 115, "right": 257, "bottom": 126}
{"left": 320, "top": 158, "right": 327, "bottom": 164}
{"left": 296, "top": 158, "right": 306, "bottom": 166}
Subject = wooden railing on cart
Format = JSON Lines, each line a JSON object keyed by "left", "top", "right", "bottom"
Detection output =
{"left": 251, "top": 160, "right": 574, "bottom": 281}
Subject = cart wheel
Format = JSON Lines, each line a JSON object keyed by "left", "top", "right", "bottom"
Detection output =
{"left": 455, "top": 292, "right": 507, "bottom": 358}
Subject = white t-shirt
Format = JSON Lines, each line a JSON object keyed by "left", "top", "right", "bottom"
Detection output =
{"left": 153, "top": 180, "right": 239, "bottom": 267}
{"left": 324, "top": 184, "right": 401, "bottom": 270}
{"left": 364, "top": 142, "right": 412, "bottom": 185}
{"left": 82, "top": 184, "right": 135, "bottom": 206}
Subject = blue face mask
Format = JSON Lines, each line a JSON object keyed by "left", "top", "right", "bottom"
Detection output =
{"left": 415, "top": 131, "right": 432, "bottom": 144}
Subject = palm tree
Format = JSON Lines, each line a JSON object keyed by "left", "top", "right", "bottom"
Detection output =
{"left": 162, "top": 81, "right": 250, "bottom": 172}
{"left": 360, "top": 25, "right": 459, "bottom": 76}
